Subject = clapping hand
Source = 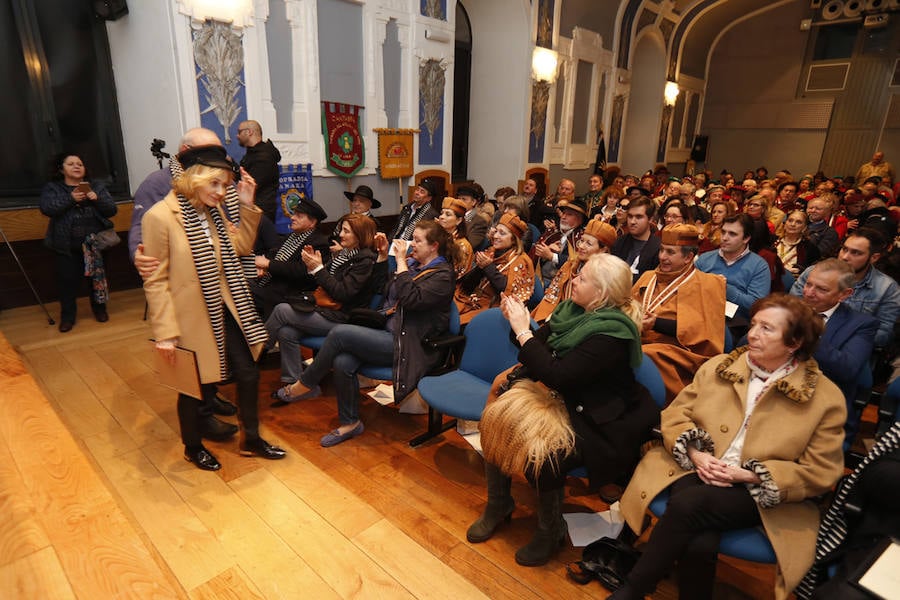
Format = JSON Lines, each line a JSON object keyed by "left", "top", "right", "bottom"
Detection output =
{"left": 474, "top": 250, "right": 492, "bottom": 268}
{"left": 500, "top": 293, "right": 530, "bottom": 333}
{"left": 300, "top": 244, "right": 323, "bottom": 270}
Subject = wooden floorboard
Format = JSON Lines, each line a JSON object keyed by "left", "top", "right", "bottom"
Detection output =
{"left": 0, "top": 290, "right": 777, "bottom": 598}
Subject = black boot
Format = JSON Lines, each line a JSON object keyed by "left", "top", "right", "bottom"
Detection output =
{"left": 515, "top": 487, "right": 566, "bottom": 566}
{"left": 467, "top": 463, "right": 515, "bottom": 543}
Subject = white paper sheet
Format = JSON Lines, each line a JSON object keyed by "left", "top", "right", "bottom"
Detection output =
{"left": 563, "top": 502, "right": 625, "bottom": 547}
{"left": 366, "top": 383, "right": 394, "bottom": 406}
{"left": 858, "top": 540, "right": 900, "bottom": 599}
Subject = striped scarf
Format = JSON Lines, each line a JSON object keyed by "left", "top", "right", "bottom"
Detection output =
{"left": 178, "top": 194, "right": 268, "bottom": 380}
{"left": 393, "top": 203, "right": 431, "bottom": 240}
{"left": 257, "top": 229, "right": 313, "bottom": 286}
{"left": 328, "top": 247, "right": 359, "bottom": 275}
{"left": 794, "top": 422, "right": 900, "bottom": 598}
{"left": 170, "top": 158, "right": 257, "bottom": 279}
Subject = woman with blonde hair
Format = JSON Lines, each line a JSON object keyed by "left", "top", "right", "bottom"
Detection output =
{"left": 468, "top": 253, "right": 658, "bottom": 566}
{"left": 143, "top": 145, "right": 284, "bottom": 470}
{"left": 437, "top": 196, "right": 473, "bottom": 277}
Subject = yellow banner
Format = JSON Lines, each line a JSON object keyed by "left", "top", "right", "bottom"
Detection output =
{"left": 374, "top": 128, "right": 417, "bottom": 179}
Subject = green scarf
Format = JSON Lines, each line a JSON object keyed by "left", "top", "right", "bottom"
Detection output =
{"left": 546, "top": 300, "right": 642, "bottom": 367}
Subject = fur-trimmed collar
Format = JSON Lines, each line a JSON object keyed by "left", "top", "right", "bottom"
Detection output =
{"left": 714, "top": 346, "right": 820, "bottom": 403}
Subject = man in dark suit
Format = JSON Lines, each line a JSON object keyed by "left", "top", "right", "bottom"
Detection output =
{"left": 457, "top": 184, "right": 490, "bottom": 250}
{"left": 250, "top": 197, "right": 330, "bottom": 319}
{"left": 797, "top": 258, "right": 878, "bottom": 441}
{"left": 611, "top": 196, "right": 661, "bottom": 282}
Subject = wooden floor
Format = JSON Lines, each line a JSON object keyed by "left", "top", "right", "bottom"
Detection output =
{"left": 0, "top": 289, "right": 773, "bottom": 599}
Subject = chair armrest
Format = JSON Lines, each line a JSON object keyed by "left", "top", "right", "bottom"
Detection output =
{"left": 424, "top": 334, "right": 466, "bottom": 352}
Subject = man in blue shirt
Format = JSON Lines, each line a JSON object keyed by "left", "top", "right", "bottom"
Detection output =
{"left": 695, "top": 213, "right": 770, "bottom": 336}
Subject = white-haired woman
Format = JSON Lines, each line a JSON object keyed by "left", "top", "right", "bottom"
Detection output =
{"left": 468, "top": 253, "right": 659, "bottom": 566}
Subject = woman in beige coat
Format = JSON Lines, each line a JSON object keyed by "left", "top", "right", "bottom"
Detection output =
{"left": 143, "top": 145, "right": 285, "bottom": 471}
{"left": 610, "top": 294, "right": 845, "bottom": 600}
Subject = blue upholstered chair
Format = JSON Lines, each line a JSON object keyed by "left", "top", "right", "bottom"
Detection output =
{"left": 410, "top": 308, "right": 521, "bottom": 447}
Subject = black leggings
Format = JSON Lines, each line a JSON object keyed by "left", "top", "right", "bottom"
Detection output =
{"left": 177, "top": 309, "right": 259, "bottom": 447}
{"left": 626, "top": 473, "right": 762, "bottom": 599}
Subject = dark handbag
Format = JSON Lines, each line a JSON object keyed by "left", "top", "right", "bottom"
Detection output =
{"left": 565, "top": 536, "right": 641, "bottom": 591}
{"left": 348, "top": 308, "right": 388, "bottom": 329}
{"left": 94, "top": 228, "right": 121, "bottom": 251}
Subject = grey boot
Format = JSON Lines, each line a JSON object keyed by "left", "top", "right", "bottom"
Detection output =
{"left": 514, "top": 487, "right": 566, "bottom": 566}
{"left": 467, "top": 463, "right": 515, "bottom": 543}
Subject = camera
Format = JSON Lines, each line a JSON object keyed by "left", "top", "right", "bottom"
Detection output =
{"left": 150, "top": 138, "right": 169, "bottom": 161}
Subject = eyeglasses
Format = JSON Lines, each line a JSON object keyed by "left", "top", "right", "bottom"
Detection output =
{"left": 617, "top": 203, "right": 630, "bottom": 209}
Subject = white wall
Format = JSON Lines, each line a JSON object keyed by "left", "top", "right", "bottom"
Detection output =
{"left": 619, "top": 32, "right": 666, "bottom": 175}
{"left": 464, "top": 0, "right": 531, "bottom": 193}
{"left": 105, "top": 2, "right": 187, "bottom": 189}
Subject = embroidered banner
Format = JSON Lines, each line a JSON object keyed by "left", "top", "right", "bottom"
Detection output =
{"left": 373, "top": 128, "right": 417, "bottom": 179}
{"left": 276, "top": 164, "right": 314, "bottom": 235}
{"left": 321, "top": 102, "right": 365, "bottom": 178}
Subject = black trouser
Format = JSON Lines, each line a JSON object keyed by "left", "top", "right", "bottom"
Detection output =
{"left": 625, "top": 473, "right": 762, "bottom": 599}
{"left": 177, "top": 310, "right": 260, "bottom": 447}
{"left": 55, "top": 250, "right": 104, "bottom": 322}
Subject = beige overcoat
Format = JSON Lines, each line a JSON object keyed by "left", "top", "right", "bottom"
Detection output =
{"left": 620, "top": 347, "right": 846, "bottom": 600}
{"left": 142, "top": 192, "right": 264, "bottom": 383}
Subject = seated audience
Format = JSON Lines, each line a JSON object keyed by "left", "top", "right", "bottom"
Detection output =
{"left": 456, "top": 184, "right": 490, "bottom": 250}
{"left": 455, "top": 213, "right": 534, "bottom": 325}
{"left": 591, "top": 184, "right": 624, "bottom": 223}
{"left": 611, "top": 196, "right": 661, "bottom": 282}
{"left": 805, "top": 195, "right": 841, "bottom": 256}
{"left": 469, "top": 254, "right": 658, "bottom": 566}
{"left": 272, "top": 221, "right": 457, "bottom": 446}
{"left": 698, "top": 199, "right": 735, "bottom": 254}
{"left": 796, "top": 259, "right": 877, "bottom": 441}
{"left": 611, "top": 294, "right": 846, "bottom": 600}
{"left": 583, "top": 172, "right": 604, "bottom": 215}
{"left": 792, "top": 228, "right": 900, "bottom": 348}
{"left": 633, "top": 224, "right": 726, "bottom": 402}
{"left": 392, "top": 179, "right": 439, "bottom": 240}
{"left": 695, "top": 214, "right": 771, "bottom": 335}
{"left": 533, "top": 198, "right": 587, "bottom": 286}
{"left": 251, "top": 197, "right": 330, "bottom": 319}
{"left": 265, "top": 213, "right": 378, "bottom": 386}
{"left": 531, "top": 220, "right": 616, "bottom": 322}
{"left": 437, "top": 197, "right": 473, "bottom": 277}
{"left": 775, "top": 210, "right": 821, "bottom": 277}
{"left": 333, "top": 185, "right": 381, "bottom": 237}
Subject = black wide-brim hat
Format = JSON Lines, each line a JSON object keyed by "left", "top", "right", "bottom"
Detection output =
{"left": 343, "top": 184, "right": 381, "bottom": 209}
{"left": 292, "top": 196, "right": 328, "bottom": 222}
{"left": 177, "top": 145, "right": 236, "bottom": 173}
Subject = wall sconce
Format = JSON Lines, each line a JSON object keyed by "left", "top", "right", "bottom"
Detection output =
{"left": 532, "top": 47, "right": 559, "bottom": 83}
{"left": 176, "top": 0, "right": 255, "bottom": 28}
{"left": 664, "top": 81, "right": 680, "bottom": 106}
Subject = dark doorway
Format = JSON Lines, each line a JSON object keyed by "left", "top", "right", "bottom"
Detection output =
{"left": 1, "top": 0, "right": 128, "bottom": 206}
{"left": 451, "top": 3, "right": 472, "bottom": 183}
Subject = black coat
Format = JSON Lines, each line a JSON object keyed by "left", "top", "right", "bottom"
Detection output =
{"left": 517, "top": 326, "right": 659, "bottom": 486}
{"left": 388, "top": 259, "right": 456, "bottom": 399}
{"left": 314, "top": 247, "right": 378, "bottom": 321}
{"left": 250, "top": 229, "right": 330, "bottom": 318}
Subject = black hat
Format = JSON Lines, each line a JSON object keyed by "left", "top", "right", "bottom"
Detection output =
{"left": 177, "top": 145, "right": 235, "bottom": 172}
{"left": 343, "top": 185, "right": 381, "bottom": 209}
{"left": 417, "top": 178, "right": 438, "bottom": 198}
{"left": 291, "top": 196, "right": 328, "bottom": 222}
{"left": 456, "top": 185, "right": 479, "bottom": 199}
